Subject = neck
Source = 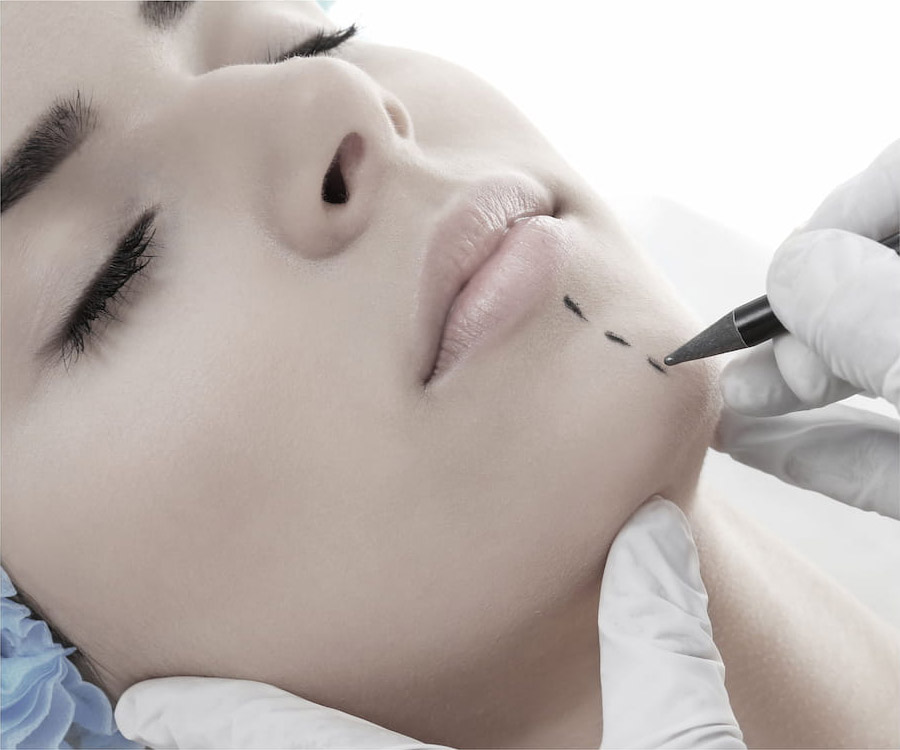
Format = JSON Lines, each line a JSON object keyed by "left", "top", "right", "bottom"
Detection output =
{"left": 686, "top": 483, "right": 899, "bottom": 748}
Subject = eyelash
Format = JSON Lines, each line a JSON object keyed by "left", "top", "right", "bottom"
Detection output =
{"left": 265, "top": 23, "right": 358, "bottom": 64}
{"left": 59, "top": 210, "right": 159, "bottom": 370}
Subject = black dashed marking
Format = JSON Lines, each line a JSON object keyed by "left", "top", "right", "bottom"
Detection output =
{"left": 647, "top": 356, "right": 667, "bottom": 374}
{"left": 604, "top": 331, "right": 631, "bottom": 346}
{"left": 564, "top": 295, "right": 588, "bottom": 321}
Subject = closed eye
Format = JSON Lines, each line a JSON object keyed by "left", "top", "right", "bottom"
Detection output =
{"left": 50, "top": 208, "right": 160, "bottom": 371}
{"left": 266, "top": 24, "right": 358, "bottom": 65}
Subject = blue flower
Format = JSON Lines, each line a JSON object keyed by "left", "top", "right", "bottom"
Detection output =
{"left": 1, "top": 566, "right": 143, "bottom": 749}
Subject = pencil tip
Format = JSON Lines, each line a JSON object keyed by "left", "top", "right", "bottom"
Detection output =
{"left": 665, "top": 313, "right": 747, "bottom": 366}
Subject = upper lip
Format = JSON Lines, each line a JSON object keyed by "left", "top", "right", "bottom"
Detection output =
{"left": 416, "top": 175, "right": 556, "bottom": 384}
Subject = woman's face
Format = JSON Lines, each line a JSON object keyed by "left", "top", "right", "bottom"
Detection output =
{"left": 1, "top": 0, "right": 719, "bottom": 713}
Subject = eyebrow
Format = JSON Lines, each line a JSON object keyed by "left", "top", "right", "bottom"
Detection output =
{"left": 0, "top": 1, "right": 196, "bottom": 215}
{"left": 0, "top": 90, "right": 97, "bottom": 215}
{"left": 139, "top": 0, "right": 196, "bottom": 31}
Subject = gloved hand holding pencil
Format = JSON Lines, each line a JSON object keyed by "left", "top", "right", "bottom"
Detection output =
{"left": 714, "top": 138, "right": 900, "bottom": 519}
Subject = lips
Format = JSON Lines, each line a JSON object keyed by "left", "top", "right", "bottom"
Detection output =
{"left": 416, "top": 176, "right": 556, "bottom": 385}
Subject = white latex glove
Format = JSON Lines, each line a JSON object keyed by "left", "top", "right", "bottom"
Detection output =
{"left": 115, "top": 498, "right": 740, "bottom": 750}
{"left": 113, "top": 676, "right": 454, "bottom": 749}
{"left": 598, "top": 497, "right": 745, "bottom": 750}
{"left": 716, "top": 139, "right": 900, "bottom": 518}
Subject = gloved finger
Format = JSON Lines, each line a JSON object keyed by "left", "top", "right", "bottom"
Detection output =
{"left": 794, "top": 138, "right": 899, "bottom": 242}
{"left": 713, "top": 403, "right": 900, "bottom": 519}
{"left": 772, "top": 335, "right": 866, "bottom": 408}
{"left": 767, "top": 228, "right": 900, "bottom": 409}
{"left": 598, "top": 497, "right": 746, "bottom": 750}
{"left": 720, "top": 339, "right": 860, "bottom": 416}
{"left": 115, "top": 677, "right": 452, "bottom": 750}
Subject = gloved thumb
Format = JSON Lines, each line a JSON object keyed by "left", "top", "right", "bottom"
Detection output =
{"left": 721, "top": 136, "right": 900, "bottom": 416}
{"left": 720, "top": 228, "right": 900, "bottom": 415}
{"left": 769, "top": 228, "right": 900, "bottom": 407}
{"left": 598, "top": 497, "right": 745, "bottom": 749}
{"left": 720, "top": 337, "right": 861, "bottom": 416}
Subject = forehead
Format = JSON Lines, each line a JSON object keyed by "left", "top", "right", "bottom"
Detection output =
{"left": 0, "top": 1, "right": 328, "bottom": 158}
{"left": 2, "top": 2, "right": 141, "bottom": 156}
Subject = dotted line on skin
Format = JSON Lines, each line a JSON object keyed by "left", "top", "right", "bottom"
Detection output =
{"left": 564, "top": 296, "right": 667, "bottom": 375}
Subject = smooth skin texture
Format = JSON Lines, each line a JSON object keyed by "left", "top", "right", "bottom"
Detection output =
{"left": 1, "top": 3, "right": 897, "bottom": 747}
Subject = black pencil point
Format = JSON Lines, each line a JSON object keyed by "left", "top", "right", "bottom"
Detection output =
{"left": 665, "top": 312, "right": 745, "bottom": 365}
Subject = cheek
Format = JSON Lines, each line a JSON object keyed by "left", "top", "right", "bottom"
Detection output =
{"left": 5, "top": 342, "right": 326, "bottom": 686}
{"left": 533, "top": 220, "right": 722, "bottom": 527}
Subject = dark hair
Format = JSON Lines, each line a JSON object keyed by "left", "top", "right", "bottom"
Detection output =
{"left": 7, "top": 582, "right": 113, "bottom": 701}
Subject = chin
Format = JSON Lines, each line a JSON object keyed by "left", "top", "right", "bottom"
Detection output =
{"left": 653, "top": 352, "right": 722, "bottom": 511}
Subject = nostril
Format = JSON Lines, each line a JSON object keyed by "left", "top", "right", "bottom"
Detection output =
{"left": 321, "top": 132, "right": 364, "bottom": 206}
{"left": 321, "top": 151, "right": 348, "bottom": 205}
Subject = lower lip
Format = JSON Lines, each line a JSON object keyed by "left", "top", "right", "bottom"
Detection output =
{"left": 427, "top": 214, "right": 571, "bottom": 384}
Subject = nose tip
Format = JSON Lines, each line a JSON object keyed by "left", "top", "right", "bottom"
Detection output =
{"left": 258, "top": 59, "right": 412, "bottom": 261}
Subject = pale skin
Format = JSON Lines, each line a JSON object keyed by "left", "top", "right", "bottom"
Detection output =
{"left": 1, "top": 2, "right": 897, "bottom": 748}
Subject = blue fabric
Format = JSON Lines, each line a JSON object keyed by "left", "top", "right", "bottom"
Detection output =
{"left": 316, "top": 0, "right": 336, "bottom": 12}
{"left": 1, "top": 566, "right": 142, "bottom": 749}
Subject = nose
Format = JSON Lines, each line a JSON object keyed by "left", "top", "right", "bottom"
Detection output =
{"left": 170, "top": 55, "right": 413, "bottom": 261}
